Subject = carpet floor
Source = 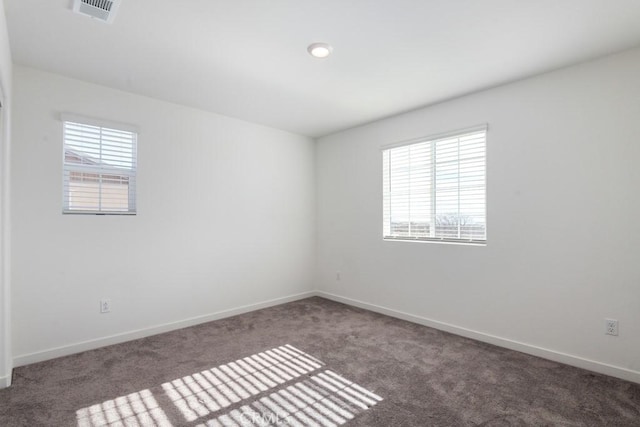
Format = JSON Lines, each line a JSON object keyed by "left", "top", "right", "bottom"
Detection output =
{"left": 0, "top": 297, "right": 639, "bottom": 426}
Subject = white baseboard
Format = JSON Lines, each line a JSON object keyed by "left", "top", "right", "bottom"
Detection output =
{"left": 0, "top": 372, "right": 11, "bottom": 388}
{"left": 12, "top": 289, "right": 640, "bottom": 385}
{"left": 317, "top": 291, "right": 640, "bottom": 385}
{"left": 13, "top": 291, "right": 316, "bottom": 368}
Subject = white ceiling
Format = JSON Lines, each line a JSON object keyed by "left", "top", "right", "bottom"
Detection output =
{"left": 5, "top": 1, "right": 640, "bottom": 137}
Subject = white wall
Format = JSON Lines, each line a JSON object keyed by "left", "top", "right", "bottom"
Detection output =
{"left": 11, "top": 66, "right": 315, "bottom": 364}
{"left": 316, "top": 47, "right": 640, "bottom": 382}
{"left": 0, "top": 0, "right": 12, "bottom": 388}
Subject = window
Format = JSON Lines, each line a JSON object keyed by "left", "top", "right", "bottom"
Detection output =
{"left": 62, "top": 116, "right": 137, "bottom": 214}
{"left": 382, "top": 126, "right": 486, "bottom": 244}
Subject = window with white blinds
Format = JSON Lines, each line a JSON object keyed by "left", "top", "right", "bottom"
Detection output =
{"left": 382, "top": 126, "right": 486, "bottom": 244}
{"left": 62, "top": 117, "right": 137, "bottom": 214}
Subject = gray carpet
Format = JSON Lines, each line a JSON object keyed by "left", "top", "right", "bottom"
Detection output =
{"left": 0, "top": 297, "right": 639, "bottom": 426}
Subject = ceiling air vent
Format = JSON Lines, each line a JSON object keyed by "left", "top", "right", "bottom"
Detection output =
{"left": 72, "top": 0, "right": 121, "bottom": 24}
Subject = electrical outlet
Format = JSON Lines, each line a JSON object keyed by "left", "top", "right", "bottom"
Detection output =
{"left": 100, "top": 299, "right": 111, "bottom": 314}
{"left": 605, "top": 318, "right": 618, "bottom": 336}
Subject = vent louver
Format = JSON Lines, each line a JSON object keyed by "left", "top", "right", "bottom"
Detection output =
{"left": 72, "top": 0, "right": 121, "bottom": 24}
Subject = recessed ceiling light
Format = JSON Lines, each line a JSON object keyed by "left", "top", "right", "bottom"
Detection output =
{"left": 308, "top": 42, "right": 333, "bottom": 59}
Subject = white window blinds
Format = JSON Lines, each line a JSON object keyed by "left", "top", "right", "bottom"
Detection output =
{"left": 63, "top": 118, "right": 137, "bottom": 214}
{"left": 382, "top": 126, "right": 486, "bottom": 243}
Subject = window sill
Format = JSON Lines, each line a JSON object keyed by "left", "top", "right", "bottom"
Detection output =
{"left": 383, "top": 237, "right": 486, "bottom": 246}
{"left": 63, "top": 211, "right": 137, "bottom": 216}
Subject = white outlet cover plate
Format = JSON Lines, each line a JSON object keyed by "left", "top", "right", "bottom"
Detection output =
{"left": 605, "top": 318, "right": 618, "bottom": 336}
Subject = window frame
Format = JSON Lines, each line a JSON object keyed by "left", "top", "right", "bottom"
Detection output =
{"left": 61, "top": 114, "right": 138, "bottom": 215}
{"left": 381, "top": 124, "right": 487, "bottom": 245}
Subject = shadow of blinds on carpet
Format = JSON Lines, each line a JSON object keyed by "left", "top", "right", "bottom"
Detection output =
{"left": 76, "top": 344, "right": 382, "bottom": 427}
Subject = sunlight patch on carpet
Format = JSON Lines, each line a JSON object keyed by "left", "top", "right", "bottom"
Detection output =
{"left": 197, "top": 370, "right": 383, "bottom": 427}
{"left": 75, "top": 344, "right": 382, "bottom": 427}
{"left": 76, "top": 389, "right": 171, "bottom": 427}
{"left": 162, "top": 345, "right": 324, "bottom": 421}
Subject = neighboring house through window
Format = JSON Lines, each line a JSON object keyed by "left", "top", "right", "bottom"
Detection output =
{"left": 62, "top": 115, "right": 137, "bottom": 214}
